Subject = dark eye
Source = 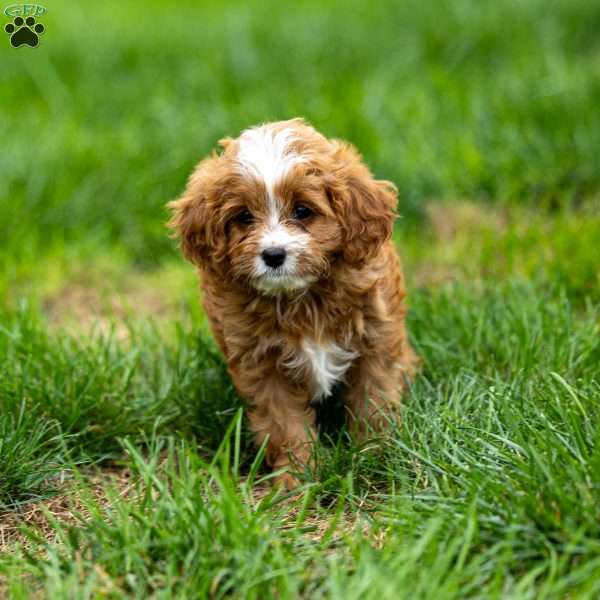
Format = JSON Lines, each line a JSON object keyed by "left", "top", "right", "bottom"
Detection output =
{"left": 235, "top": 209, "right": 254, "bottom": 225}
{"left": 292, "top": 204, "right": 313, "bottom": 220}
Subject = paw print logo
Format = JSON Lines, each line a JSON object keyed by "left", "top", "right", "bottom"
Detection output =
{"left": 4, "top": 15, "right": 45, "bottom": 47}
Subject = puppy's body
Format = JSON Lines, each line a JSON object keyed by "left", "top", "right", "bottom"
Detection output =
{"left": 169, "top": 119, "right": 418, "bottom": 485}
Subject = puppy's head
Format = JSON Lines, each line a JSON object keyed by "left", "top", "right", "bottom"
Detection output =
{"left": 168, "top": 118, "right": 397, "bottom": 295}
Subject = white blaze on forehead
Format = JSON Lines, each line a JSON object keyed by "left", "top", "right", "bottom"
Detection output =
{"left": 238, "top": 124, "right": 313, "bottom": 294}
{"left": 236, "top": 125, "right": 305, "bottom": 199}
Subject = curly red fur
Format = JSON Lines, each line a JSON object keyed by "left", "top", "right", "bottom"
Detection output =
{"left": 168, "top": 118, "right": 418, "bottom": 487}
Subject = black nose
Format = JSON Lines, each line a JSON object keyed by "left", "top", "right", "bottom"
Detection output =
{"left": 262, "top": 247, "right": 287, "bottom": 268}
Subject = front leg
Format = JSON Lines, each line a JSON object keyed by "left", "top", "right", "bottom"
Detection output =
{"left": 232, "top": 366, "right": 316, "bottom": 488}
{"left": 344, "top": 346, "right": 417, "bottom": 438}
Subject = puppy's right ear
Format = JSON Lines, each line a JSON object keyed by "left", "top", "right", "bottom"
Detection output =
{"left": 167, "top": 155, "right": 219, "bottom": 266}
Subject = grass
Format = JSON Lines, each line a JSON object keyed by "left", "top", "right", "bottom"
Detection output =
{"left": 1, "top": 283, "right": 598, "bottom": 597}
{"left": 1, "top": 0, "right": 599, "bottom": 597}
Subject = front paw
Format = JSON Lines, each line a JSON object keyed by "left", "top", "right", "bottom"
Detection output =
{"left": 272, "top": 471, "right": 301, "bottom": 490}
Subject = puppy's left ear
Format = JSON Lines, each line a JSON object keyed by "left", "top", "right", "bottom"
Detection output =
{"left": 327, "top": 141, "right": 398, "bottom": 264}
{"left": 167, "top": 154, "right": 226, "bottom": 266}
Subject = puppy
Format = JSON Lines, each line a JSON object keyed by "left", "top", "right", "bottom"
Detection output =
{"left": 168, "top": 118, "right": 418, "bottom": 487}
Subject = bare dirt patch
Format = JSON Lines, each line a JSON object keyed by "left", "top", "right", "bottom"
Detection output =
{"left": 0, "top": 467, "right": 133, "bottom": 553}
{"left": 409, "top": 200, "right": 509, "bottom": 287}
{"left": 42, "top": 285, "right": 171, "bottom": 339}
{"left": 424, "top": 201, "right": 507, "bottom": 242}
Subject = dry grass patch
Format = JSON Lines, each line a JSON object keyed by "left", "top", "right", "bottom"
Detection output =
{"left": 0, "top": 467, "right": 134, "bottom": 553}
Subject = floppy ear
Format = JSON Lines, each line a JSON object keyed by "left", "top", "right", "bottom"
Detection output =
{"left": 167, "top": 155, "right": 226, "bottom": 266}
{"left": 327, "top": 141, "right": 398, "bottom": 264}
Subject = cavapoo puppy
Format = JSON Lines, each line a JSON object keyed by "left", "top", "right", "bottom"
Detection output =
{"left": 168, "top": 118, "right": 418, "bottom": 487}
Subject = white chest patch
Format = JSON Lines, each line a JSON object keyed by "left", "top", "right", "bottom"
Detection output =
{"left": 298, "top": 340, "right": 359, "bottom": 400}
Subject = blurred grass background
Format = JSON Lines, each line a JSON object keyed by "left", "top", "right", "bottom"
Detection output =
{"left": 1, "top": 0, "right": 599, "bottom": 289}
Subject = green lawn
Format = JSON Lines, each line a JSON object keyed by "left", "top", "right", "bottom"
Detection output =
{"left": 1, "top": 0, "right": 599, "bottom": 597}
